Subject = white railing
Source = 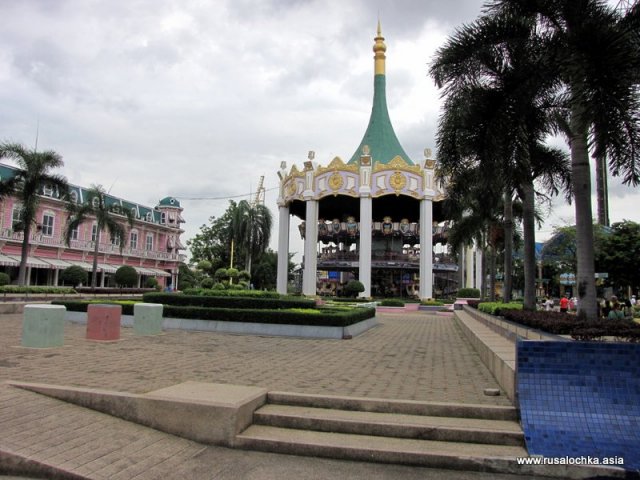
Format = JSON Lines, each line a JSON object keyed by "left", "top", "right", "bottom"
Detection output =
{"left": 1, "top": 229, "right": 183, "bottom": 261}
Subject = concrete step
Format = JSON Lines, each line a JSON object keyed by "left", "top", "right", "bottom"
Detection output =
{"left": 236, "top": 425, "right": 527, "bottom": 473}
{"left": 267, "top": 391, "right": 518, "bottom": 421}
{"left": 253, "top": 404, "right": 524, "bottom": 446}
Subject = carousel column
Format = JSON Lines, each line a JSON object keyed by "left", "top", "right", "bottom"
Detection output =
{"left": 420, "top": 150, "right": 436, "bottom": 300}
{"left": 302, "top": 200, "right": 318, "bottom": 296}
{"left": 358, "top": 147, "right": 373, "bottom": 298}
{"left": 358, "top": 196, "right": 372, "bottom": 297}
{"left": 419, "top": 199, "right": 433, "bottom": 300}
{"left": 301, "top": 153, "right": 318, "bottom": 297}
{"left": 276, "top": 204, "right": 290, "bottom": 294}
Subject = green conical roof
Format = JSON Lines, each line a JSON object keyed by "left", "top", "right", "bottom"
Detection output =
{"left": 348, "top": 25, "right": 414, "bottom": 166}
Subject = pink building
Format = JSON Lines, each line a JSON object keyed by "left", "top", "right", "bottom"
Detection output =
{"left": 0, "top": 162, "right": 185, "bottom": 288}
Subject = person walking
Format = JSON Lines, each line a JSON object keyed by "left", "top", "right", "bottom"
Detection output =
{"left": 560, "top": 294, "right": 569, "bottom": 313}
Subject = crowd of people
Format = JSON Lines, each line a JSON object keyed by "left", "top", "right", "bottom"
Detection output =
{"left": 541, "top": 294, "right": 637, "bottom": 320}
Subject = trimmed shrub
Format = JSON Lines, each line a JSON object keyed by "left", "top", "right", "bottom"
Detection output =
{"left": 0, "top": 286, "right": 76, "bottom": 294}
{"left": 238, "top": 270, "right": 251, "bottom": 281}
{"left": 60, "top": 265, "right": 88, "bottom": 287}
{"left": 466, "top": 299, "right": 481, "bottom": 309}
{"left": 145, "top": 277, "right": 159, "bottom": 289}
{"left": 181, "top": 288, "right": 280, "bottom": 298}
{"left": 115, "top": 266, "right": 138, "bottom": 287}
{"left": 344, "top": 280, "right": 365, "bottom": 298}
{"left": 142, "top": 292, "right": 315, "bottom": 309}
{"left": 478, "top": 302, "right": 523, "bottom": 316}
{"left": 420, "top": 299, "right": 444, "bottom": 306}
{"left": 200, "top": 277, "right": 214, "bottom": 289}
{"left": 457, "top": 288, "right": 480, "bottom": 298}
{"left": 214, "top": 268, "right": 228, "bottom": 281}
{"left": 227, "top": 268, "right": 239, "bottom": 279}
{"left": 52, "top": 300, "right": 375, "bottom": 327}
{"left": 0, "top": 272, "right": 10, "bottom": 286}
{"left": 53, "top": 300, "right": 136, "bottom": 315}
{"left": 380, "top": 299, "right": 405, "bottom": 307}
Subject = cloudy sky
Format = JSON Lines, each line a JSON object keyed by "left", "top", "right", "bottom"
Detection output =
{"left": 0, "top": 0, "right": 636, "bottom": 263}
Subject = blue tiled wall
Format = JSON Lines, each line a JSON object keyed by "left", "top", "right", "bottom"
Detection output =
{"left": 517, "top": 340, "right": 640, "bottom": 470}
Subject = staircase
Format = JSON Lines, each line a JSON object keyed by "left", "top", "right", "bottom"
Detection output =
{"left": 236, "top": 391, "right": 529, "bottom": 474}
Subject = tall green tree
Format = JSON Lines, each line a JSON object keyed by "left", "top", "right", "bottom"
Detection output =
{"left": 486, "top": 0, "right": 640, "bottom": 320}
{"left": 64, "top": 184, "right": 133, "bottom": 287}
{"left": 431, "top": 15, "right": 570, "bottom": 309}
{"left": 186, "top": 201, "right": 237, "bottom": 272}
{"left": 0, "top": 142, "right": 69, "bottom": 285}
{"left": 596, "top": 220, "right": 640, "bottom": 295}
{"left": 231, "top": 200, "right": 273, "bottom": 274}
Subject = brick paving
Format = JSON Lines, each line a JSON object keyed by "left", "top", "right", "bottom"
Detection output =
{"left": 0, "top": 311, "right": 521, "bottom": 479}
{"left": 0, "top": 312, "right": 510, "bottom": 405}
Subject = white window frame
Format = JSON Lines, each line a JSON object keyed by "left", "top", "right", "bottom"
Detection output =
{"left": 92, "top": 197, "right": 100, "bottom": 208}
{"left": 43, "top": 185, "right": 54, "bottom": 197}
{"left": 91, "top": 224, "right": 98, "bottom": 243}
{"left": 70, "top": 225, "right": 79, "bottom": 241}
{"left": 11, "top": 204, "right": 22, "bottom": 230}
{"left": 70, "top": 191, "right": 78, "bottom": 203}
{"left": 145, "top": 233, "right": 154, "bottom": 251}
{"left": 41, "top": 212, "right": 55, "bottom": 237}
{"left": 161, "top": 212, "right": 166, "bottom": 224}
{"left": 146, "top": 212, "right": 153, "bottom": 222}
{"left": 130, "top": 230, "right": 138, "bottom": 250}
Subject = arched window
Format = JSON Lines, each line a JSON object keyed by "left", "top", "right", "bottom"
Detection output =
{"left": 146, "top": 212, "right": 153, "bottom": 222}
{"left": 70, "top": 191, "right": 78, "bottom": 203}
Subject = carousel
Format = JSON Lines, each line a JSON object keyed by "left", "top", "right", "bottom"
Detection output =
{"left": 275, "top": 23, "right": 464, "bottom": 299}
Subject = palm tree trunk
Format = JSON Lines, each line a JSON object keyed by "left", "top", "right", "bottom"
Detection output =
{"left": 91, "top": 230, "right": 100, "bottom": 288}
{"left": 522, "top": 179, "right": 537, "bottom": 311}
{"left": 489, "top": 243, "right": 497, "bottom": 302}
{"left": 17, "top": 224, "right": 31, "bottom": 286}
{"left": 570, "top": 101, "right": 598, "bottom": 321}
{"left": 595, "top": 150, "right": 609, "bottom": 227}
{"left": 502, "top": 188, "right": 513, "bottom": 303}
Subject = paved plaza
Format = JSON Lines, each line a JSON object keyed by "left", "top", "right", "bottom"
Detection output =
{"left": 0, "top": 312, "right": 510, "bottom": 405}
{"left": 0, "top": 311, "right": 533, "bottom": 479}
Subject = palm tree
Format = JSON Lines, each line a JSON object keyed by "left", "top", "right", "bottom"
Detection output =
{"left": 431, "top": 16, "right": 570, "bottom": 309}
{"left": 486, "top": 0, "right": 640, "bottom": 320}
{"left": 231, "top": 200, "right": 273, "bottom": 274}
{"left": 64, "top": 184, "right": 133, "bottom": 287}
{"left": 0, "top": 142, "right": 69, "bottom": 285}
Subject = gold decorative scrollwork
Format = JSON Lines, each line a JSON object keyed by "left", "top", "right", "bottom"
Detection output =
{"left": 389, "top": 171, "right": 406, "bottom": 192}
{"left": 329, "top": 172, "right": 344, "bottom": 191}
{"left": 286, "top": 181, "right": 297, "bottom": 196}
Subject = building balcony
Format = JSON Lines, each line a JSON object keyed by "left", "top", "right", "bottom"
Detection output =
{"left": 0, "top": 228, "right": 184, "bottom": 262}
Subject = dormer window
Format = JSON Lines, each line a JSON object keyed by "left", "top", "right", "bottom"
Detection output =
{"left": 146, "top": 212, "right": 153, "bottom": 222}
{"left": 161, "top": 212, "right": 166, "bottom": 224}
{"left": 70, "top": 191, "right": 78, "bottom": 203}
{"left": 43, "top": 185, "right": 53, "bottom": 197}
{"left": 92, "top": 197, "right": 100, "bottom": 208}
{"left": 131, "top": 207, "right": 137, "bottom": 218}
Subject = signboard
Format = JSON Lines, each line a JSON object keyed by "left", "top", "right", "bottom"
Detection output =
{"left": 560, "top": 273, "right": 576, "bottom": 286}
{"left": 595, "top": 272, "right": 609, "bottom": 279}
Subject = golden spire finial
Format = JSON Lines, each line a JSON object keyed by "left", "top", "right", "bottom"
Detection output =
{"left": 373, "top": 21, "right": 386, "bottom": 76}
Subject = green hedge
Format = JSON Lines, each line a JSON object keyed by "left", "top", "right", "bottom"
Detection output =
{"left": 161, "top": 305, "right": 375, "bottom": 326}
{"left": 180, "top": 288, "right": 281, "bottom": 298}
{"left": 142, "top": 292, "right": 315, "bottom": 310}
{"left": 52, "top": 300, "right": 136, "bottom": 315}
{"left": 421, "top": 300, "right": 444, "bottom": 306}
{"left": 0, "top": 286, "right": 76, "bottom": 294}
{"left": 331, "top": 297, "right": 372, "bottom": 303}
{"left": 52, "top": 300, "right": 375, "bottom": 327}
{"left": 478, "top": 302, "right": 523, "bottom": 316}
{"left": 379, "top": 299, "right": 405, "bottom": 307}
{"left": 457, "top": 288, "right": 481, "bottom": 298}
